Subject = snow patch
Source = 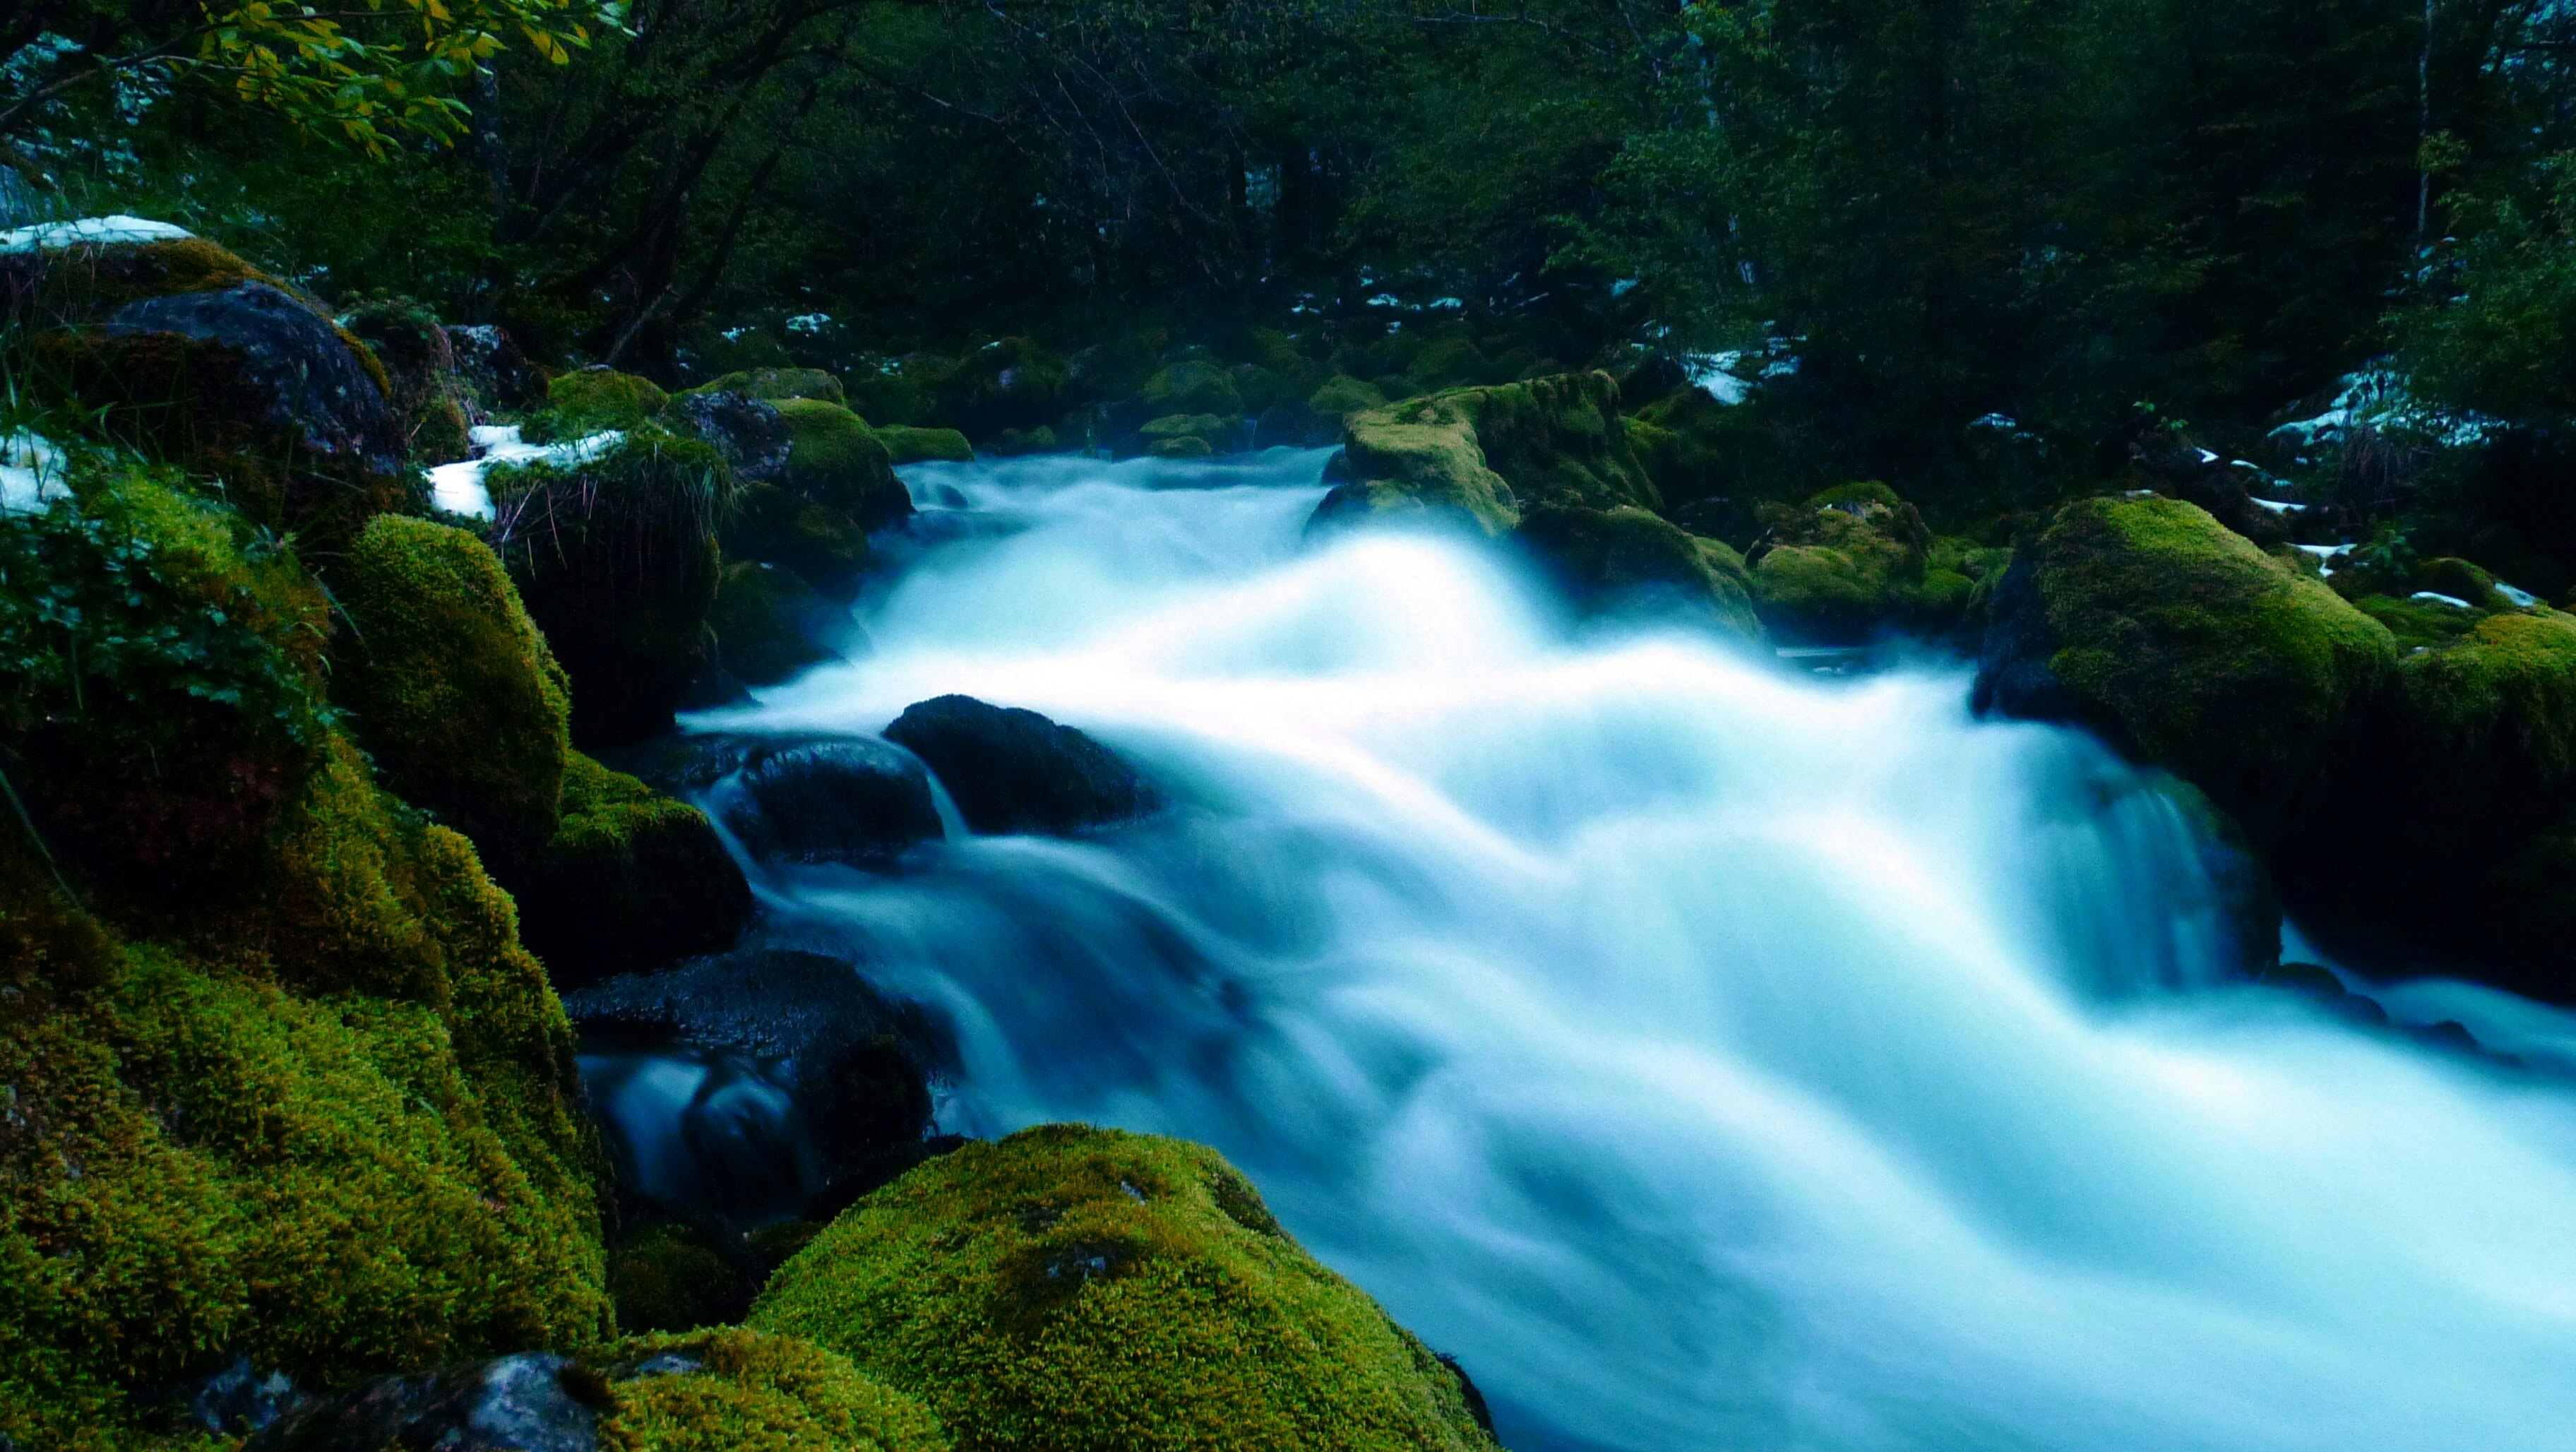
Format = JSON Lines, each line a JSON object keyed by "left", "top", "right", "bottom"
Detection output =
{"left": 0, "top": 432, "right": 69, "bottom": 514}
{"left": 427, "top": 425, "right": 625, "bottom": 520}
{"left": 2498, "top": 581, "right": 2542, "bottom": 609}
{"left": 2410, "top": 591, "right": 2477, "bottom": 611}
{"left": 1682, "top": 351, "right": 1748, "bottom": 405}
{"left": 0, "top": 215, "right": 194, "bottom": 254}
{"left": 2248, "top": 496, "right": 2308, "bottom": 515}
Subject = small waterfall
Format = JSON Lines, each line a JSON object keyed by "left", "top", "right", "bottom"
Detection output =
{"left": 655, "top": 446, "right": 2576, "bottom": 1452}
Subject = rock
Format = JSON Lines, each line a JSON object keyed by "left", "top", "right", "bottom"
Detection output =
{"left": 1308, "top": 373, "right": 1388, "bottom": 418}
{"left": 749, "top": 1126, "right": 1501, "bottom": 1452}
{"left": 668, "top": 388, "right": 790, "bottom": 484}
{"left": 1148, "top": 434, "right": 1217, "bottom": 460}
{"left": 1747, "top": 482, "right": 1974, "bottom": 644}
{"left": 244, "top": 1353, "right": 598, "bottom": 1452}
{"left": 2123, "top": 426, "right": 2296, "bottom": 547}
{"left": 186, "top": 1357, "right": 308, "bottom": 1436}
{"left": 883, "top": 696, "right": 1155, "bottom": 835}
{"left": 691, "top": 366, "right": 845, "bottom": 405}
{"left": 1138, "top": 412, "right": 1238, "bottom": 454}
{"left": 344, "top": 297, "right": 474, "bottom": 464}
{"left": 331, "top": 515, "right": 573, "bottom": 865}
{"left": 32, "top": 275, "right": 407, "bottom": 540}
{"left": 1315, "top": 371, "right": 1655, "bottom": 537}
{"left": 876, "top": 425, "right": 974, "bottom": 465}
{"left": 1141, "top": 359, "right": 1244, "bottom": 417}
{"left": 566, "top": 946, "right": 946, "bottom": 1169}
{"left": 677, "top": 735, "right": 943, "bottom": 867}
{"left": 989, "top": 424, "right": 1059, "bottom": 456}
{"left": 1515, "top": 501, "right": 1763, "bottom": 639}
{"left": 708, "top": 561, "right": 858, "bottom": 686}
{"left": 543, "top": 367, "right": 667, "bottom": 434}
{"left": 446, "top": 323, "right": 544, "bottom": 412}
{"left": 1975, "top": 494, "right": 2397, "bottom": 843}
{"left": 487, "top": 429, "right": 733, "bottom": 746}
{"left": 516, "top": 753, "right": 751, "bottom": 989}
{"left": 780, "top": 397, "right": 912, "bottom": 532}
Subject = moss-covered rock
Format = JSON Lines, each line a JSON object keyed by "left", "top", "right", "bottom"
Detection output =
{"left": 1140, "top": 361, "right": 1242, "bottom": 418}
{"left": 1976, "top": 494, "right": 2398, "bottom": 840}
{"left": 332, "top": 515, "right": 573, "bottom": 864}
{"left": 722, "top": 482, "right": 872, "bottom": 602}
{"left": 488, "top": 429, "right": 733, "bottom": 746}
{"left": 780, "top": 398, "right": 912, "bottom": 534}
{"left": 876, "top": 427, "right": 974, "bottom": 465}
{"left": 1317, "top": 372, "right": 1654, "bottom": 537}
{"left": 2354, "top": 591, "right": 2492, "bottom": 650}
{"left": 515, "top": 753, "right": 750, "bottom": 989}
{"left": 1516, "top": 501, "right": 1763, "bottom": 640}
{"left": 1308, "top": 374, "right": 1387, "bottom": 419}
{"left": 1138, "top": 414, "right": 1236, "bottom": 451}
{"left": 0, "top": 458, "right": 608, "bottom": 1444}
{"left": 597, "top": 1329, "right": 951, "bottom": 1451}
{"left": 691, "top": 367, "right": 847, "bottom": 407}
{"left": 344, "top": 297, "right": 475, "bottom": 465}
{"left": 610, "top": 1221, "right": 744, "bottom": 1334}
{"left": 751, "top": 1125, "right": 1498, "bottom": 1452}
{"left": 1746, "top": 483, "right": 1974, "bottom": 643}
{"left": 710, "top": 559, "right": 856, "bottom": 686}
{"left": 546, "top": 367, "right": 671, "bottom": 435}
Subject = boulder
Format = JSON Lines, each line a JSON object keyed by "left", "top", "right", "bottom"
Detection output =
{"left": 876, "top": 425, "right": 975, "bottom": 465}
{"left": 691, "top": 366, "right": 846, "bottom": 405}
{"left": 487, "top": 430, "right": 733, "bottom": 746}
{"left": 883, "top": 696, "right": 1155, "bottom": 835}
{"left": 344, "top": 297, "right": 474, "bottom": 464}
{"left": 1149, "top": 434, "right": 1217, "bottom": 460}
{"left": 515, "top": 753, "right": 751, "bottom": 989}
{"left": 1141, "top": 359, "right": 1244, "bottom": 417}
{"left": 1976, "top": 494, "right": 2397, "bottom": 843}
{"left": 1315, "top": 372, "right": 1654, "bottom": 537}
{"left": 749, "top": 1126, "right": 1501, "bottom": 1452}
{"left": 244, "top": 1333, "right": 943, "bottom": 1452}
{"left": 1139, "top": 412, "right": 1238, "bottom": 454}
{"left": 780, "top": 397, "right": 912, "bottom": 532}
{"left": 330, "top": 515, "right": 573, "bottom": 864}
{"left": 708, "top": 560, "right": 859, "bottom": 686}
{"left": 1515, "top": 501, "right": 1763, "bottom": 640}
{"left": 1308, "top": 374, "right": 1387, "bottom": 419}
{"left": 542, "top": 367, "right": 667, "bottom": 434}
{"left": 446, "top": 323, "right": 544, "bottom": 413}
{"left": 566, "top": 946, "right": 948, "bottom": 1210}
{"left": 668, "top": 388, "right": 791, "bottom": 484}
{"left": 1747, "top": 482, "right": 1975, "bottom": 643}
{"left": 676, "top": 735, "right": 943, "bottom": 867}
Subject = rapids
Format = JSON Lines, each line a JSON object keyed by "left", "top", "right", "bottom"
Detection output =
{"left": 670, "top": 447, "right": 2576, "bottom": 1451}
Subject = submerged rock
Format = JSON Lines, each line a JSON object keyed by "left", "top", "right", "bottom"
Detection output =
{"left": 672, "top": 734, "right": 944, "bottom": 867}
{"left": 749, "top": 1125, "right": 1500, "bottom": 1452}
{"left": 883, "top": 696, "right": 1155, "bottom": 835}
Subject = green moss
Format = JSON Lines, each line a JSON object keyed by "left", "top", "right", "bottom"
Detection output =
{"left": 1147, "top": 436, "right": 1216, "bottom": 460}
{"left": 611, "top": 1223, "right": 741, "bottom": 1334}
{"left": 1140, "top": 362, "right": 1242, "bottom": 417}
{"left": 487, "top": 429, "right": 732, "bottom": 746}
{"left": 1516, "top": 502, "right": 1763, "bottom": 640}
{"left": 0, "top": 236, "right": 267, "bottom": 328}
{"left": 1326, "top": 373, "right": 1654, "bottom": 537}
{"left": 548, "top": 369, "right": 672, "bottom": 434}
{"left": 710, "top": 560, "right": 846, "bottom": 686}
{"left": 2412, "top": 557, "right": 2512, "bottom": 612}
{"left": 876, "top": 427, "right": 974, "bottom": 465}
{"left": 692, "top": 368, "right": 847, "bottom": 407}
{"left": 722, "top": 482, "right": 871, "bottom": 600}
{"left": 345, "top": 298, "right": 475, "bottom": 467}
{"left": 516, "top": 753, "right": 749, "bottom": 988}
{"left": 2386, "top": 609, "right": 2576, "bottom": 797}
{"left": 777, "top": 399, "right": 910, "bottom": 534}
{"left": 332, "top": 516, "right": 573, "bottom": 864}
{"left": 1138, "top": 414, "right": 1234, "bottom": 448}
{"left": 1308, "top": 375, "right": 1387, "bottom": 417}
{"left": 600, "top": 1328, "right": 948, "bottom": 1452}
{"left": 751, "top": 1125, "right": 1499, "bottom": 1452}
{"left": 1405, "top": 335, "right": 1493, "bottom": 393}
{"left": 2356, "top": 592, "right": 2490, "bottom": 650}
{"left": 2023, "top": 495, "right": 2397, "bottom": 836}
{"left": 1746, "top": 484, "right": 1970, "bottom": 643}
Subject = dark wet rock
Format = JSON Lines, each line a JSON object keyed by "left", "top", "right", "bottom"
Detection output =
{"left": 517, "top": 754, "right": 751, "bottom": 989}
{"left": 883, "top": 695, "right": 1156, "bottom": 835}
{"left": 672, "top": 388, "right": 792, "bottom": 485}
{"left": 446, "top": 323, "right": 544, "bottom": 412}
{"left": 631, "top": 734, "right": 943, "bottom": 867}
{"left": 244, "top": 1352, "right": 601, "bottom": 1452}
{"left": 184, "top": 1356, "right": 307, "bottom": 1436}
{"left": 108, "top": 282, "right": 401, "bottom": 477}
{"left": 568, "top": 948, "right": 950, "bottom": 1221}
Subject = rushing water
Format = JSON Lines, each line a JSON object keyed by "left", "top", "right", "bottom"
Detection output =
{"left": 671, "top": 447, "right": 2576, "bottom": 1451}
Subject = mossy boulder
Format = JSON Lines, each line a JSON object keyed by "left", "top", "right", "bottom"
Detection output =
{"left": 877, "top": 426, "right": 974, "bottom": 465}
{"left": 751, "top": 1125, "right": 1498, "bottom": 1452}
{"left": 1140, "top": 360, "right": 1242, "bottom": 418}
{"left": 1515, "top": 501, "right": 1763, "bottom": 640}
{"left": 780, "top": 398, "right": 912, "bottom": 533}
{"left": 1746, "top": 483, "right": 1974, "bottom": 643}
{"left": 1976, "top": 494, "right": 2398, "bottom": 841}
{"left": 488, "top": 429, "right": 733, "bottom": 746}
{"left": 1148, "top": 436, "right": 1217, "bottom": 460}
{"left": 515, "top": 753, "right": 749, "bottom": 989}
{"left": 344, "top": 297, "right": 475, "bottom": 465}
{"left": 546, "top": 367, "right": 670, "bottom": 434}
{"left": 691, "top": 366, "right": 847, "bottom": 406}
{"left": 332, "top": 515, "right": 573, "bottom": 865}
{"left": 0, "top": 461, "right": 608, "bottom": 1443}
{"left": 16, "top": 234, "right": 408, "bottom": 543}
{"left": 1308, "top": 374, "right": 1387, "bottom": 419}
{"left": 1317, "top": 372, "right": 1654, "bottom": 537}
{"left": 1138, "top": 413, "right": 1236, "bottom": 451}
{"left": 722, "top": 482, "right": 873, "bottom": 601}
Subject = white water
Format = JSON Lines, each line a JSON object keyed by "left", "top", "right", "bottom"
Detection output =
{"left": 700, "top": 448, "right": 2576, "bottom": 1452}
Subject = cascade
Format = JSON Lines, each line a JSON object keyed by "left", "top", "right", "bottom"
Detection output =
{"left": 602, "top": 447, "right": 2576, "bottom": 1451}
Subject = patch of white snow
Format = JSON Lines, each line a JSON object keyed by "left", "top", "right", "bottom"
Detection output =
{"left": 2248, "top": 497, "right": 2308, "bottom": 514}
{"left": 2411, "top": 591, "right": 2477, "bottom": 611}
{"left": 1682, "top": 351, "right": 1748, "bottom": 405}
{"left": 2498, "top": 581, "right": 2541, "bottom": 609}
{"left": 0, "top": 215, "right": 194, "bottom": 254}
{"left": 428, "top": 426, "right": 625, "bottom": 520}
{"left": 0, "top": 432, "right": 69, "bottom": 514}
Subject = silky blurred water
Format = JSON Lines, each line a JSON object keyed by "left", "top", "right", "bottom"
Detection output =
{"left": 686, "top": 447, "right": 2576, "bottom": 1452}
